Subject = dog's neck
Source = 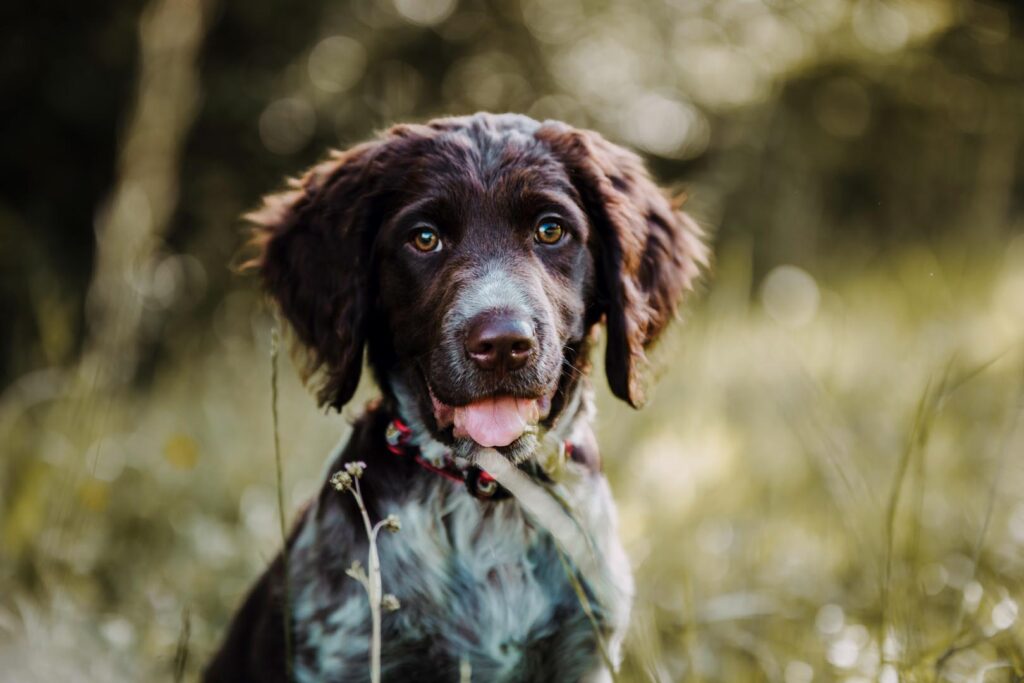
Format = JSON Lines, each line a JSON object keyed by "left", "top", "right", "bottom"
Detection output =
{"left": 386, "top": 373, "right": 597, "bottom": 480}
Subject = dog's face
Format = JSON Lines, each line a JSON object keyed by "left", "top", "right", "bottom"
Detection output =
{"left": 372, "top": 127, "right": 595, "bottom": 459}
{"left": 249, "top": 113, "right": 705, "bottom": 461}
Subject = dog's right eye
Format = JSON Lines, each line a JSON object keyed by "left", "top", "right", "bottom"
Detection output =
{"left": 410, "top": 226, "right": 442, "bottom": 253}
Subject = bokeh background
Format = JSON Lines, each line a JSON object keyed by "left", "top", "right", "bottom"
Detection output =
{"left": 2, "top": 0, "right": 1024, "bottom": 680}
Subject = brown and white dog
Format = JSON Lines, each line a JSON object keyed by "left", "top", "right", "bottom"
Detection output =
{"left": 205, "top": 113, "right": 706, "bottom": 682}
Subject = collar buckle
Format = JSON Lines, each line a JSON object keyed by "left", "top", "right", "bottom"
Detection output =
{"left": 384, "top": 418, "right": 413, "bottom": 454}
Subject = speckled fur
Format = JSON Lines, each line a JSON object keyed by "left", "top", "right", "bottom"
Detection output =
{"left": 288, "top": 402, "right": 628, "bottom": 682}
{"left": 205, "top": 398, "right": 629, "bottom": 682}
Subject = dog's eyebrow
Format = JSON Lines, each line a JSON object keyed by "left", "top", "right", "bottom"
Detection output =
{"left": 518, "top": 190, "right": 587, "bottom": 224}
{"left": 387, "top": 195, "right": 449, "bottom": 228}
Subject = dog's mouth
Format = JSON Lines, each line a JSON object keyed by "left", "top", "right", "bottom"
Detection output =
{"left": 429, "top": 386, "right": 553, "bottom": 448}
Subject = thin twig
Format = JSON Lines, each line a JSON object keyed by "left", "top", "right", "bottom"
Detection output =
{"left": 331, "top": 463, "right": 401, "bottom": 683}
{"left": 352, "top": 478, "right": 383, "bottom": 683}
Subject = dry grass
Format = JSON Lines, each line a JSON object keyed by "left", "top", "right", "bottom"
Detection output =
{"left": 1, "top": 238, "right": 1023, "bottom": 681}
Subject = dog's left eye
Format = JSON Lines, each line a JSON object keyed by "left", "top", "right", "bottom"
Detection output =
{"left": 534, "top": 220, "right": 565, "bottom": 246}
{"left": 410, "top": 226, "right": 442, "bottom": 253}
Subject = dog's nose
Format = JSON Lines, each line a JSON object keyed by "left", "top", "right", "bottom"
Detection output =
{"left": 465, "top": 312, "right": 535, "bottom": 372}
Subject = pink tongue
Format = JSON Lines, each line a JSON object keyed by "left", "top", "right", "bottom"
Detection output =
{"left": 453, "top": 397, "right": 539, "bottom": 448}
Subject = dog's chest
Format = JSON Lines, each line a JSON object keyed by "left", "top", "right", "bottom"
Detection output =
{"left": 289, "top": 482, "right": 618, "bottom": 683}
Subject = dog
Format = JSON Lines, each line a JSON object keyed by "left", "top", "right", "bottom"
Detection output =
{"left": 205, "top": 112, "right": 706, "bottom": 682}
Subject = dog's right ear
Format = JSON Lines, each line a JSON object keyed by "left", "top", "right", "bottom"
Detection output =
{"left": 243, "top": 141, "right": 383, "bottom": 411}
{"left": 537, "top": 123, "right": 708, "bottom": 408}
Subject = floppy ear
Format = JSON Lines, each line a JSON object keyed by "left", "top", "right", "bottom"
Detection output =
{"left": 537, "top": 124, "right": 708, "bottom": 408}
{"left": 244, "top": 141, "right": 383, "bottom": 410}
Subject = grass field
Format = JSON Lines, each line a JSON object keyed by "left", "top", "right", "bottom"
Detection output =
{"left": 2, "top": 237, "right": 1023, "bottom": 682}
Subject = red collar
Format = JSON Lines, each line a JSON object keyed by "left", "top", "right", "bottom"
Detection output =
{"left": 384, "top": 417, "right": 576, "bottom": 500}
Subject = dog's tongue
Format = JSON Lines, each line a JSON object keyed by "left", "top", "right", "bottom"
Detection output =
{"left": 453, "top": 396, "right": 539, "bottom": 448}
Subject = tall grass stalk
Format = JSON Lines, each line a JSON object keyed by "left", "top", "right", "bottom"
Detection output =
{"left": 879, "top": 366, "right": 948, "bottom": 677}
{"left": 553, "top": 542, "right": 617, "bottom": 678}
{"left": 682, "top": 572, "right": 702, "bottom": 683}
{"left": 476, "top": 448, "right": 617, "bottom": 678}
{"left": 938, "top": 366, "right": 1024, "bottom": 675}
{"left": 173, "top": 606, "right": 190, "bottom": 683}
{"left": 270, "top": 326, "right": 293, "bottom": 681}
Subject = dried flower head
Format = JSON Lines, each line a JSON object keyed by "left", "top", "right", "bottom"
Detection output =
{"left": 344, "top": 461, "right": 367, "bottom": 478}
{"left": 330, "top": 470, "right": 353, "bottom": 492}
{"left": 346, "top": 560, "right": 366, "bottom": 582}
{"left": 381, "top": 594, "right": 401, "bottom": 612}
{"left": 382, "top": 514, "right": 401, "bottom": 533}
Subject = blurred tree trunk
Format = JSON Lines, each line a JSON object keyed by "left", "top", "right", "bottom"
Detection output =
{"left": 966, "top": 109, "right": 1019, "bottom": 241}
{"left": 80, "top": 0, "right": 213, "bottom": 389}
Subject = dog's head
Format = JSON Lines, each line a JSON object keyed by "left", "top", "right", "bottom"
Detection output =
{"left": 248, "top": 113, "right": 706, "bottom": 461}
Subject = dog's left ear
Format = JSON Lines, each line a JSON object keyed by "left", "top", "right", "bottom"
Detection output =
{"left": 243, "top": 141, "right": 385, "bottom": 411}
{"left": 538, "top": 123, "right": 708, "bottom": 408}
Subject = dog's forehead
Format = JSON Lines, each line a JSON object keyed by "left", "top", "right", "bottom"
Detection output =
{"left": 413, "top": 122, "right": 573, "bottom": 198}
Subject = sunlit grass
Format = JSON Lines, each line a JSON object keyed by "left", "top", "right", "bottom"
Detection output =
{"left": 1, "top": 239, "right": 1023, "bottom": 681}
